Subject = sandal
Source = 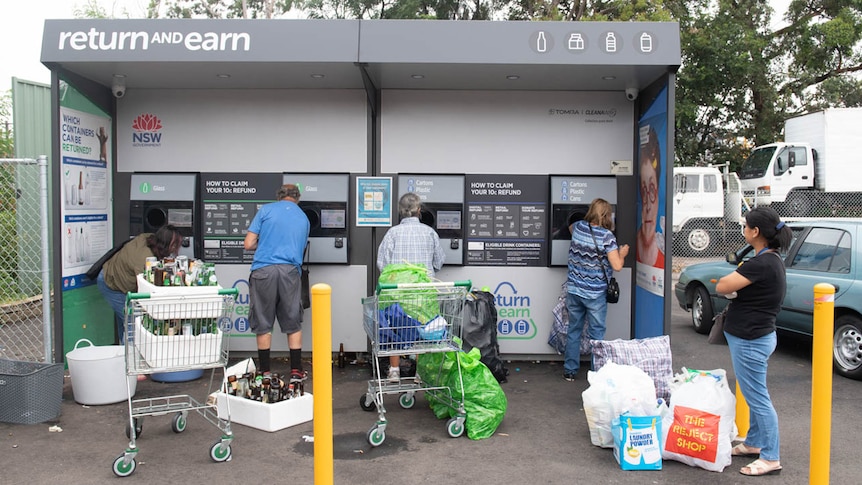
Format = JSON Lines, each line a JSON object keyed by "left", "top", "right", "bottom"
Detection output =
{"left": 740, "top": 459, "right": 782, "bottom": 476}
{"left": 732, "top": 443, "right": 761, "bottom": 457}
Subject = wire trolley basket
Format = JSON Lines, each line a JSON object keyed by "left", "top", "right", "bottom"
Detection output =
{"left": 359, "top": 280, "right": 471, "bottom": 446}
{"left": 111, "top": 287, "right": 238, "bottom": 478}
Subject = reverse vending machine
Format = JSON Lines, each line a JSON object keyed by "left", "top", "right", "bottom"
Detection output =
{"left": 129, "top": 173, "right": 199, "bottom": 258}
{"left": 549, "top": 176, "right": 617, "bottom": 266}
{"left": 397, "top": 175, "right": 465, "bottom": 265}
{"left": 283, "top": 173, "right": 349, "bottom": 264}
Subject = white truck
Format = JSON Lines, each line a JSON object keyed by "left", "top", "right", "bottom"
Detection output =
{"left": 672, "top": 165, "right": 747, "bottom": 255}
{"left": 738, "top": 108, "right": 862, "bottom": 217}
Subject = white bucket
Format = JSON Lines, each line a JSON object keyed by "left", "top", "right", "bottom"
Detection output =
{"left": 66, "top": 339, "right": 136, "bottom": 405}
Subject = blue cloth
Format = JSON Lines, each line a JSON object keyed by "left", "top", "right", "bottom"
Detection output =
{"left": 97, "top": 270, "right": 128, "bottom": 344}
{"left": 247, "top": 199, "right": 310, "bottom": 272}
{"left": 378, "top": 303, "right": 421, "bottom": 348}
{"left": 377, "top": 217, "right": 445, "bottom": 276}
{"left": 563, "top": 291, "right": 608, "bottom": 374}
{"left": 726, "top": 331, "right": 780, "bottom": 461}
{"left": 566, "top": 220, "right": 619, "bottom": 299}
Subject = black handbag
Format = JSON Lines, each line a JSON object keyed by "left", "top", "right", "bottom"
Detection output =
{"left": 708, "top": 307, "right": 728, "bottom": 345}
{"left": 85, "top": 237, "right": 132, "bottom": 281}
{"left": 301, "top": 244, "right": 311, "bottom": 309}
{"left": 588, "top": 225, "right": 620, "bottom": 304}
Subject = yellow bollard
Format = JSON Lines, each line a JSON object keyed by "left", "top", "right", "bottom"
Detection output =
{"left": 810, "top": 283, "right": 835, "bottom": 485}
{"left": 311, "top": 283, "right": 334, "bottom": 485}
{"left": 735, "top": 381, "right": 749, "bottom": 439}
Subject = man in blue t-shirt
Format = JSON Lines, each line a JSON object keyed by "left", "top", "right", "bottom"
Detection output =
{"left": 244, "top": 184, "right": 310, "bottom": 384}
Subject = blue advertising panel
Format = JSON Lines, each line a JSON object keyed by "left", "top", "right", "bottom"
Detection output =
{"left": 635, "top": 85, "right": 668, "bottom": 337}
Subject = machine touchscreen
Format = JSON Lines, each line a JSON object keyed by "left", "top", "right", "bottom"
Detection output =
{"left": 436, "top": 210, "right": 461, "bottom": 230}
{"left": 320, "top": 209, "right": 346, "bottom": 229}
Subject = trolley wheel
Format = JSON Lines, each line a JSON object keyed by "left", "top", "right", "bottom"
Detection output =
{"left": 446, "top": 417, "right": 465, "bottom": 438}
{"left": 125, "top": 418, "right": 143, "bottom": 440}
{"left": 171, "top": 412, "right": 187, "bottom": 433}
{"left": 359, "top": 394, "right": 376, "bottom": 412}
{"left": 112, "top": 454, "right": 137, "bottom": 477}
{"left": 209, "top": 440, "right": 232, "bottom": 462}
{"left": 367, "top": 425, "right": 386, "bottom": 447}
{"left": 398, "top": 393, "right": 415, "bottom": 409}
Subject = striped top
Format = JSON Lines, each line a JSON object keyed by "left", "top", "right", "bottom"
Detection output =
{"left": 566, "top": 220, "right": 619, "bottom": 299}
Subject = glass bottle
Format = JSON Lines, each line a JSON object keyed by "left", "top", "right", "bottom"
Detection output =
{"left": 270, "top": 375, "right": 281, "bottom": 403}
{"left": 261, "top": 377, "right": 271, "bottom": 403}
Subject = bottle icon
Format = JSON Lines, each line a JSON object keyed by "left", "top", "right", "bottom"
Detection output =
{"left": 605, "top": 32, "right": 617, "bottom": 52}
{"left": 78, "top": 172, "right": 84, "bottom": 205}
{"left": 537, "top": 31, "right": 547, "bottom": 53}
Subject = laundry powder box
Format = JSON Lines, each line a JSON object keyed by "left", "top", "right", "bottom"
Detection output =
{"left": 612, "top": 413, "right": 663, "bottom": 470}
{"left": 216, "top": 393, "right": 313, "bottom": 432}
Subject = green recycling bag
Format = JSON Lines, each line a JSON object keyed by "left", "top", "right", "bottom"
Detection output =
{"left": 417, "top": 347, "right": 508, "bottom": 440}
{"left": 377, "top": 263, "right": 438, "bottom": 323}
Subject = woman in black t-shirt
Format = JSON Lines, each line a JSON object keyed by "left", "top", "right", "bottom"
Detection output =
{"left": 716, "top": 206, "right": 792, "bottom": 477}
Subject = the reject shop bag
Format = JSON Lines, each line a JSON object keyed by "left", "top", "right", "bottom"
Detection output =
{"left": 661, "top": 369, "right": 736, "bottom": 472}
{"left": 613, "top": 414, "right": 663, "bottom": 470}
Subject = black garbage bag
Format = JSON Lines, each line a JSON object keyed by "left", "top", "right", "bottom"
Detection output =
{"left": 461, "top": 291, "right": 509, "bottom": 383}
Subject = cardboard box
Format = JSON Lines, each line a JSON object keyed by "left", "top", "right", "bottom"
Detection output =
{"left": 216, "top": 392, "right": 313, "bottom": 432}
{"left": 612, "top": 414, "right": 663, "bottom": 470}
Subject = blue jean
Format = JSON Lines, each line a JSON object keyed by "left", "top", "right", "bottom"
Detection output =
{"left": 97, "top": 270, "right": 127, "bottom": 344}
{"left": 726, "top": 331, "right": 780, "bottom": 461}
{"left": 563, "top": 292, "right": 607, "bottom": 374}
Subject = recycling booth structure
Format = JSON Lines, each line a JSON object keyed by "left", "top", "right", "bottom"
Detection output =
{"left": 41, "top": 19, "right": 680, "bottom": 361}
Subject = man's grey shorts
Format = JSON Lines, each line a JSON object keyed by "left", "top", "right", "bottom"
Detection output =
{"left": 248, "top": 264, "right": 303, "bottom": 335}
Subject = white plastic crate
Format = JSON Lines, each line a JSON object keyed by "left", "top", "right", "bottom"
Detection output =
{"left": 216, "top": 392, "right": 313, "bottom": 432}
{"left": 134, "top": 318, "right": 223, "bottom": 369}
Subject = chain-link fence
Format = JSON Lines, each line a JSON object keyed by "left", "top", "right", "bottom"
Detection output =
{"left": 672, "top": 167, "right": 862, "bottom": 259}
{"left": 0, "top": 157, "right": 51, "bottom": 363}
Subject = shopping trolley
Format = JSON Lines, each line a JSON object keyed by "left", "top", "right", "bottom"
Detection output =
{"left": 111, "top": 287, "right": 238, "bottom": 478}
{"left": 359, "top": 280, "right": 471, "bottom": 446}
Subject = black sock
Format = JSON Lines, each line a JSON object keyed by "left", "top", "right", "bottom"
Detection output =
{"left": 258, "top": 348, "right": 271, "bottom": 373}
{"left": 290, "top": 348, "right": 302, "bottom": 372}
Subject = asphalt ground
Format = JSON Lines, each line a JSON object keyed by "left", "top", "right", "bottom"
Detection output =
{"left": 2, "top": 263, "right": 860, "bottom": 484}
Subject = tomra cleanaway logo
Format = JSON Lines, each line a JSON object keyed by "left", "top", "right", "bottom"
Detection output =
{"left": 493, "top": 281, "right": 537, "bottom": 340}
{"left": 132, "top": 113, "right": 163, "bottom": 147}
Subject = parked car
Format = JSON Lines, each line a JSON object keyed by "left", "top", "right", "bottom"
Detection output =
{"left": 675, "top": 219, "right": 862, "bottom": 379}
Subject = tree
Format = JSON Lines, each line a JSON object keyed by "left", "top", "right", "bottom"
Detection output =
{"left": 152, "top": 0, "right": 299, "bottom": 18}
{"left": 672, "top": 0, "right": 862, "bottom": 170}
{"left": 0, "top": 91, "right": 12, "bottom": 159}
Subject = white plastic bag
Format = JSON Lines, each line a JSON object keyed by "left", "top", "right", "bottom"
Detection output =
{"left": 582, "top": 360, "right": 658, "bottom": 448}
{"left": 661, "top": 368, "right": 736, "bottom": 472}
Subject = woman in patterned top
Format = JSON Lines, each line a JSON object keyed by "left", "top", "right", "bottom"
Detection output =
{"left": 563, "top": 198, "right": 629, "bottom": 381}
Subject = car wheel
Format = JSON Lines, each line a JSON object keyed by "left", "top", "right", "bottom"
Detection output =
{"left": 833, "top": 315, "right": 862, "bottom": 380}
{"left": 691, "top": 286, "right": 714, "bottom": 335}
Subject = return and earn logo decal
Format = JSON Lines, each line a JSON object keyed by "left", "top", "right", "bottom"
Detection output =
{"left": 493, "top": 281, "right": 537, "bottom": 340}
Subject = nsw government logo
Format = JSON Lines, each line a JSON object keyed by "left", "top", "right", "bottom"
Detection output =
{"left": 132, "top": 113, "right": 163, "bottom": 147}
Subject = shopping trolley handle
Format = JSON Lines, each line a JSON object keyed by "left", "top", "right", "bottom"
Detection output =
{"left": 125, "top": 287, "right": 239, "bottom": 302}
{"left": 377, "top": 280, "right": 472, "bottom": 291}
